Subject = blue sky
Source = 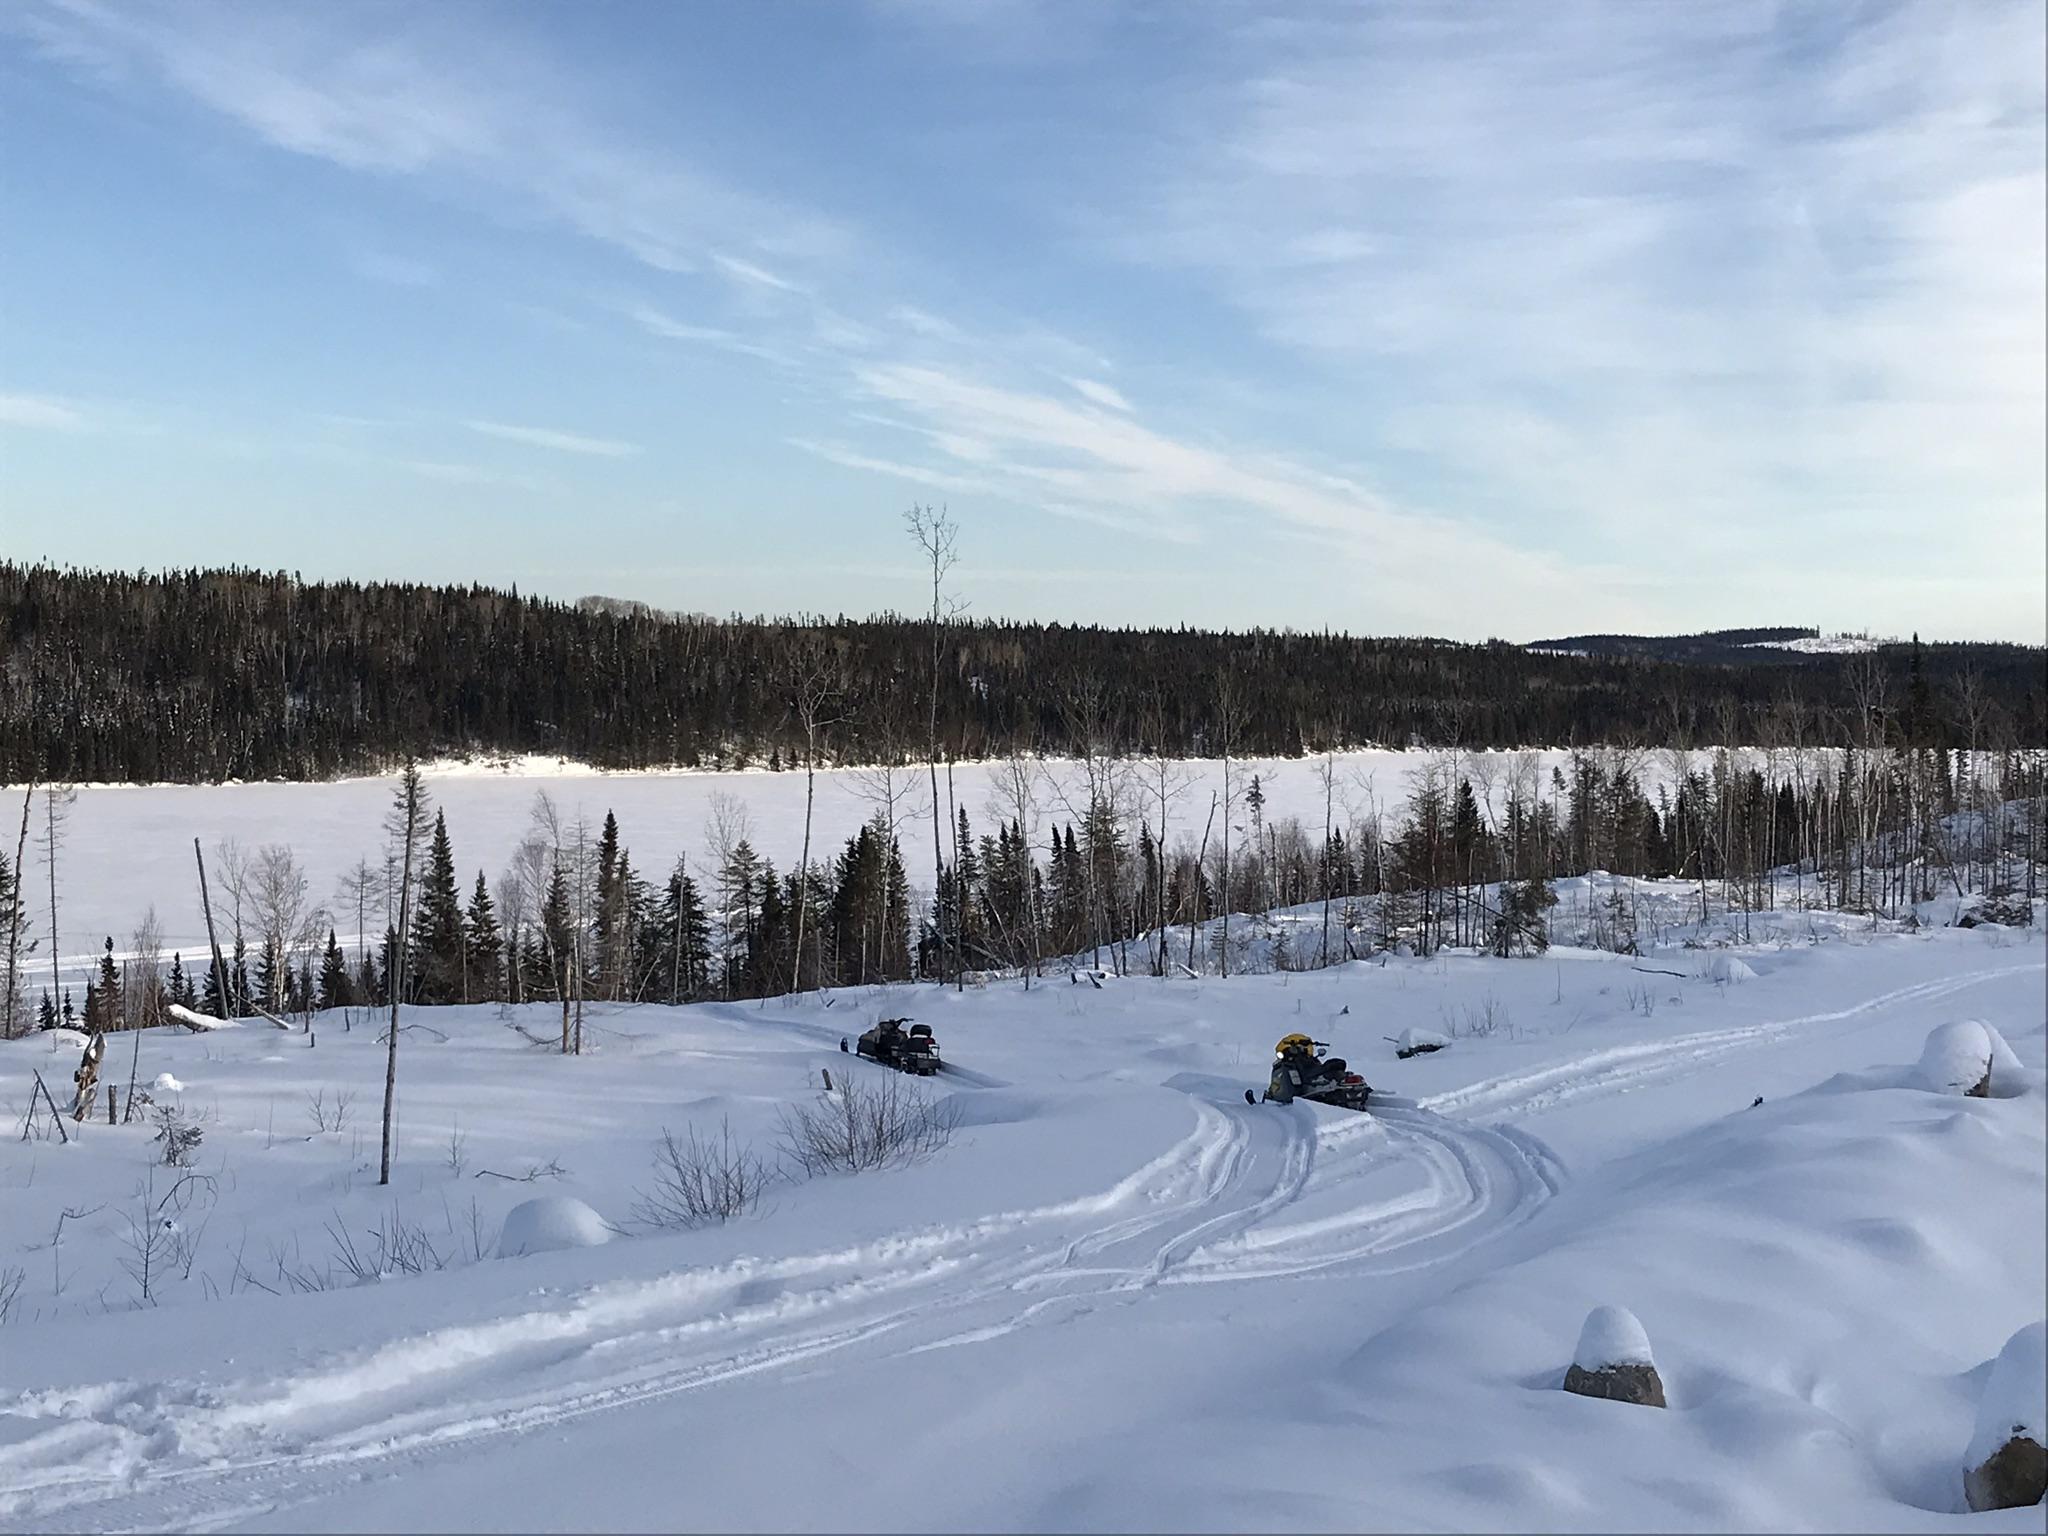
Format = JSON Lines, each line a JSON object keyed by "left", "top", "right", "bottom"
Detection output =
{"left": 3, "top": 0, "right": 2042, "bottom": 641}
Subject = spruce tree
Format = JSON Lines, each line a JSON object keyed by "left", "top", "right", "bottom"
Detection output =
{"left": 62, "top": 988, "right": 76, "bottom": 1026}
{"left": 319, "top": 929, "right": 350, "bottom": 1010}
{"left": 95, "top": 937, "right": 121, "bottom": 1031}
{"left": 407, "top": 811, "right": 465, "bottom": 1004}
{"left": 38, "top": 989, "right": 56, "bottom": 1030}
{"left": 465, "top": 871, "right": 504, "bottom": 1004}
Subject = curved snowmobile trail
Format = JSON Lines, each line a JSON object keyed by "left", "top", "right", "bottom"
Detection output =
{"left": 0, "top": 1092, "right": 1557, "bottom": 1535}
{"left": 6, "top": 960, "right": 2032, "bottom": 1533}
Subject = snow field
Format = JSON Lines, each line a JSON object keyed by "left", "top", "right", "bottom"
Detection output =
{"left": 0, "top": 905, "right": 2042, "bottom": 1531}
{"left": 13, "top": 746, "right": 1880, "bottom": 992}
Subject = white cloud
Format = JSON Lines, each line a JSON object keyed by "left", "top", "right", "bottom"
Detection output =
{"left": 0, "top": 393, "right": 85, "bottom": 430}
{"left": 22, "top": 2, "right": 846, "bottom": 280}
{"left": 465, "top": 419, "right": 639, "bottom": 457}
{"left": 1067, "top": 377, "right": 1132, "bottom": 412}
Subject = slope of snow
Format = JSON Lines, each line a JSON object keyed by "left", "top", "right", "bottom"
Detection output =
{"left": 0, "top": 911, "right": 2041, "bottom": 1532}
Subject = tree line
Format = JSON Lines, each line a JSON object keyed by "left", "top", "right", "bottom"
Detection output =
{"left": 4, "top": 558, "right": 2041, "bottom": 785}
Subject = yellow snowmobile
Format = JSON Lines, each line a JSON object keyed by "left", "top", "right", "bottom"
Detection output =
{"left": 1247, "top": 1032, "right": 1373, "bottom": 1111}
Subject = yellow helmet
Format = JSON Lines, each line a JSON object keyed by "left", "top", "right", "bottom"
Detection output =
{"left": 1275, "top": 1032, "right": 1315, "bottom": 1056}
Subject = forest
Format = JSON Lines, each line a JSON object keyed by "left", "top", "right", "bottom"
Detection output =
{"left": 3, "top": 560, "right": 2043, "bottom": 785}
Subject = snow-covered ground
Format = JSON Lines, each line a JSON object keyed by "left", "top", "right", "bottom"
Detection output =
{"left": 7, "top": 747, "right": 1882, "bottom": 992}
{"left": 3, "top": 895, "right": 2042, "bottom": 1532}
{"left": 1744, "top": 634, "right": 1882, "bottom": 655}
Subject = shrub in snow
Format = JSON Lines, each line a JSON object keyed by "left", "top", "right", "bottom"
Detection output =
{"left": 1562, "top": 1305, "right": 1665, "bottom": 1408}
{"left": 632, "top": 1120, "right": 774, "bottom": 1229}
{"left": 495, "top": 1195, "right": 612, "bottom": 1258}
{"left": 151, "top": 1105, "right": 203, "bottom": 1168}
{"left": 1917, "top": 1021, "right": 2025, "bottom": 1098}
{"left": 1965, "top": 1321, "right": 2046, "bottom": 1512}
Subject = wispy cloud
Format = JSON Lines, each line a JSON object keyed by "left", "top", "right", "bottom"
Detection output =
{"left": 20, "top": 1, "right": 847, "bottom": 280}
{"left": 1067, "top": 377, "right": 1131, "bottom": 413}
{"left": 0, "top": 392, "right": 86, "bottom": 430}
{"left": 1104, "top": 2, "right": 2045, "bottom": 604}
{"left": 465, "top": 419, "right": 639, "bottom": 457}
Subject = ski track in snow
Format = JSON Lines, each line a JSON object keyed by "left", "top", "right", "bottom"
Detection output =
{"left": 4, "top": 961, "right": 2034, "bottom": 1532}
{"left": 1421, "top": 962, "right": 2044, "bottom": 1124}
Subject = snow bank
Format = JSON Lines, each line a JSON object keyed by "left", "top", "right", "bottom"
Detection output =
{"left": 495, "top": 1196, "right": 613, "bottom": 1259}
{"left": 1967, "top": 1321, "right": 2046, "bottom": 1469}
{"left": 1573, "top": 1305, "right": 1655, "bottom": 1370}
{"left": 153, "top": 1073, "right": 184, "bottom": 1094}
{"left": 1917, "top": 1021, "right": 2027, "bottom": 1097}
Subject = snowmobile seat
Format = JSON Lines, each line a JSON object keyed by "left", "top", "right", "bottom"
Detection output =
{"left": 909, "top": 1024, "right": 933, "bottom": 1039}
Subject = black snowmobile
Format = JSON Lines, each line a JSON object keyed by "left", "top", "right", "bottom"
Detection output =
{"left": 841, "top": 1017, "right": 942, "bottom": 1077}
{"left": 1247, "top": 1032, "right": 1372, "bottom": 1111}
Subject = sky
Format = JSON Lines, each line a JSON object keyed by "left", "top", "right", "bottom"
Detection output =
{"left": 2, "top": 0, "right": 2043, "bottom": 643}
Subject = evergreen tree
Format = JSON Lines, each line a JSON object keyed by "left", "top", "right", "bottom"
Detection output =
{"left": 38, "top": 989, "right": 56, "bottom": 1030}
{"left": 465, "top": 871, "right": 504, "bottom": 1004}
{"left": 94, "top": 936, "right": 121, "bottom": 1031}
{"left": 407, "top": 811, "right": 466, "bottom": 1004}
{"left": 652, "top": 859, "right": 711, "bottom": 1003}
{"left": 230, "top": 937, "right": 252, "bottom": 1017}
{"left": 319, "top": 928, "right": 350, "bottom": 1010}
{"left": 61, "top": 988, "right": 76, "bottom": 1027}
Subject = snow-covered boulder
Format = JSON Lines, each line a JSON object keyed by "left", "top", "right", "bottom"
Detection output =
{"left": 495, "top": 1195, "right": 612, "bottom": 1259}
{"left": 1697, "top": 952, "right": 1757, "bottom": 986}
{"left": 1965, "top": 1321, "right": 2046, "bottom": 1512}
{"left": 152, "top": 1072, "right": 184, "bottom": 1094}
{"left": 1562, "top": 1305, "right": 1665, "bottom": 1408}
{"left": 1395, "top": 1027, "right": 1449, "bottom": 1060}
{"left": 1917, "top": 1021, "right": 2025, "bottom": 1098}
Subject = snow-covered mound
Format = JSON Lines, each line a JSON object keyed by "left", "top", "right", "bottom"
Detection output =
{"left": 1697, "top": 952, "right": 1758, "bottom": 985}
{"left": 153, "top": 1072, "right": 184, "bottom": 1093}
{"left": 1967, "top": 1320, "right": 2046, "bottom": 1469}
{"left": 1917, "top": 1020, "right": 2027, "bottom": 1097}
{"left": 496, "top": 1196, "right": 613, "bottom": 1258}
{"left": 1574, "top": 1304, "right": 1654, "bottom": 1369}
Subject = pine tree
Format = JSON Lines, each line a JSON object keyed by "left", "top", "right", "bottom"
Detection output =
{"left": 61, "top": 988, "right": 77, "bottom": 1027}
{"left": 407, "top": 811, "right": 465, "bottom": 1004}
{"left": 230, "top": 937, "right": 252, "bottom": 1017}
{"left": 593, "top": 811, "right": 624, "bottom": 997}
{"left": 652, "top": 859, "right": 710, "bottom": 1003}
{"left": 38, "top": 989, "right": 56, "bottom": 1030}
{"left": 465, "top": 871, "right": 504, "bottom": 1004}
{"left": 94, "top": 936, "right": 121, "bottom": 1031}
{"left": 319, "top": 929, "right": 350, "bottom": 1010}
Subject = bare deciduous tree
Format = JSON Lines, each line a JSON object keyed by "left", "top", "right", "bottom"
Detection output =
{"left": 904, "top": 504, "right": 962, "bottom": 983}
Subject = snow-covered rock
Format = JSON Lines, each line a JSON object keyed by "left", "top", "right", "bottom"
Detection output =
{"left": 1697, "top": 952, "right": 1757, "bottom": 985}
{"left": 153, "top": 1072, "right": 184, "bottom": 1093}
{"left": 1916, "top": 1020, "right": 2025, "bottom": 1097}
{"left": 1965, "top": 1321, "right": 2046, "bottom": 1512}
{"left": 1563, "top": 1306, "right": 1665, "bottom": 1407}
{"left": 495, "top": 1196, "right": 613, "bottom": 1259}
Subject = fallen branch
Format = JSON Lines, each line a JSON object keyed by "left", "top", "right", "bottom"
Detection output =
{"left": 474, "top": 1159, "right": 568, "bottom": 1183}
{"left": 1630, "top": 965, "right": 1687, "bottom": 979}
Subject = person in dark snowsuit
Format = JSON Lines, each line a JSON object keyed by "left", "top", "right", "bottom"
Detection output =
{"left": 1266, "top": 1032, "right": 1343, "bottom": 1103}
